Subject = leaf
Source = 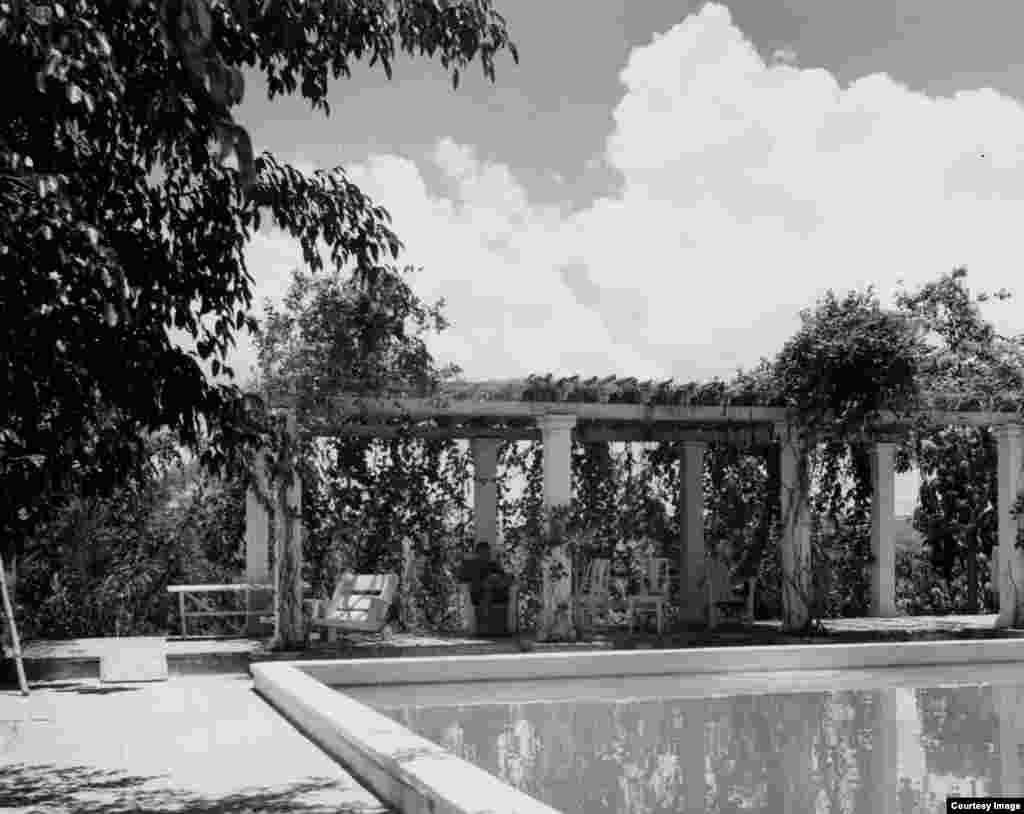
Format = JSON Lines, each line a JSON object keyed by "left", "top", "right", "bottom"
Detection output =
{"left": 95, "top": 32, "right": 112, "bottom": 57}
{"left": 27, "top": 3, "right": 52, "bottom": 24}
{"left": 233, "top": 0, "right": 250, "bottom": 32}
{"left": 67, "top": 83, "right": 82, "bottom": 104}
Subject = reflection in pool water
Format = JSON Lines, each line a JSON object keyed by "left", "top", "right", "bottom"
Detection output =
{"left": 365, "top": 679, "right": 1024, "bottom": 814}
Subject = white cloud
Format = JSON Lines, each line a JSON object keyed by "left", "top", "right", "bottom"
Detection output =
{"left": 234, "top": 1, "right": 1024, "bottom": 388}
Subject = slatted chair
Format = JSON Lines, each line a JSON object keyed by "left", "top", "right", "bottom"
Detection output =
{"left": 574, "top": 557, "right": 613, "bottom": 632}
{"left": 309, "top": 572, "right": 399, "bottom": 641}
{"left": 628, "top": 556, "right": 672, "bottom": 634}
{"left": 706, "top": 556, "right": 756, "bottom": 630}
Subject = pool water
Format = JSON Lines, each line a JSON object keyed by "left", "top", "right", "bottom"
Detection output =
{"left": 345, "top": 666, "right": 1024, "bottom": 814}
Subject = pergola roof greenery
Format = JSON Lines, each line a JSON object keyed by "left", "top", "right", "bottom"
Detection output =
{"left": 265, "top": 372, "right": 1024, "bottom": 446}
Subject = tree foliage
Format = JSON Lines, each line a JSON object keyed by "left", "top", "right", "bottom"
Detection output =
{"left": 773, "top": 287, "right": 926, "bottom": 434}
{"left": 0, "top": 0, "right": 517, "bottom": 570}
{"left": 16, "top": 435, "right": 246, "bottom": 638}
{"left": 253, "top": 262, "right": 472, "bottom": 632}
{"left": 897, "top": 269, "right": 1024, "bottom": 614}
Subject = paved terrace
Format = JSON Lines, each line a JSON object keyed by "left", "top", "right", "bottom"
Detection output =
{"left": 3, "top": 615, "right": 1024, "bottom": 814}
{"left": 0, "top": 674, "right": 392, "bottom": 813}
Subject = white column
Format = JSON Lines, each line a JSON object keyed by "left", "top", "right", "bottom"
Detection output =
{"left": 870, "top": 440, "right": 898, "bottom": 617}
{"left": 245, "top": 448, "right": 271, "bottom": 584}
{"left": 995, "top": 424, "right": 1024, "bottom": 628}
{"left": 471, "top": 438, "right": 501, "bottom": 552}
{"left": 538, "top": 414, "right": 576, "bottom": 641}
{"left": 679, "top": 441, "right": 707, "bottom": 625}
{"left": 541, "top": 415, "right": 575, "bottom": 507}
{"left": 777, "top": 424, "right": 811, "bottom": 631}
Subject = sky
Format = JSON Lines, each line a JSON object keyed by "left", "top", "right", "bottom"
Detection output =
{"left": 228, "top": 0, "right": 1024, "bottom": 514}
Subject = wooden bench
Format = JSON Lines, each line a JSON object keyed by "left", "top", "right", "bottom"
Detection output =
{"left": 167, "top": 583, "right": 273, "bottom": 638}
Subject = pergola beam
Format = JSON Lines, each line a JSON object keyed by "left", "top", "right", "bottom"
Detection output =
{"left": 301, "top": 423, "right": 776, "bottom": 445}
{"left": 268, "top": 393, "right": 1024, "bottom": 432}
{"left": 271, "top": 395, "right": 790, "bottom": 425}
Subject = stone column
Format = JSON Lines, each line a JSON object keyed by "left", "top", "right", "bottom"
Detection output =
{"left": 538, "top": 414, "right": 576, "bottom": 641}
{"left": 245, "top": 448, "right": 272, "bottom": 585}
{"left": 777, "top": 424, "right": 811, "bottom": 631}
{"left": 995, "top": 424, "right": 1024, "bottom": 628}
{"left": 870, "top": 440, "right": 898, "bottom": 617}
{"left": 273, "top": 410, "right": 305, "bottom": 648}
{"left": 471, "top": 437, "right": 501, "bottom": 552}
{"left": 679, "top": 441, "right": 707, "bottom": 625}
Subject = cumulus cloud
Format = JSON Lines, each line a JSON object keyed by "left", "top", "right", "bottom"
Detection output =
{"left": 234, "top": 1, "right": 1024, "bottom": 388}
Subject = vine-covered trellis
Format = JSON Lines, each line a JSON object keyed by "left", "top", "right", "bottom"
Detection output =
{"left": 232, "top": 270, "right": 1024, "bottom": 646}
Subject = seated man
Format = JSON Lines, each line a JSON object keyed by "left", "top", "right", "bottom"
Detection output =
{"left": 457, "top": 542, "right": 515, "bottom": 628}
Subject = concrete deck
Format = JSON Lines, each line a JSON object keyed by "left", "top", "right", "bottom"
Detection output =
{"left": 0, "top": 674, "right": 391, "bottom": 813}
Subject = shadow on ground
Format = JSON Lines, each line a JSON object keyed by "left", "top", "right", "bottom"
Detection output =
{"left": 34, "top": 681, "right": 145, "bottom": 696}
{"left": 0, "top": 764, "right": 392, "bottom": 813}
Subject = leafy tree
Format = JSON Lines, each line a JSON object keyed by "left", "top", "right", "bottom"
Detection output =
{"left": 16, "top": 433, "right": 246, "bottom": 638}
{"left": 1, "top": 0, "right": 516, "bottom": 645}
{"left": 895, "top": 269, "right": 1024, "bottom": 616}
{"left": 254, "top": 265, "right": 472, "bottom": 631}
{"left": 773, "top": 287, "right": 926, "bottom": 433}
{"left": 914, "top": 427, "right": 997, "bottom": 612}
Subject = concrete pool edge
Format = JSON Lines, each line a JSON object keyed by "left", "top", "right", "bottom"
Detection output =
{"left": 252, "top": 638, "right": 1024, "bottom": 814}
{"left": 252, "top": 660, "right": 560, "bottom": 814}
{"left": 293, "top": 637, "right": 1024, "bottom": 686}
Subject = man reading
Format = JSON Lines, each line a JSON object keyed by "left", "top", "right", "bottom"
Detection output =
{"left": 457, "top": 541, "right": 514, "bottom": 618}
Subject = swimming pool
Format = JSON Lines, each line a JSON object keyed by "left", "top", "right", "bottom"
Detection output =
{"left": 350, "top": 667, "right": 1024, "bottom": 813}
{"left": 252, "top": 641, "right": 1024, "bottom": 814}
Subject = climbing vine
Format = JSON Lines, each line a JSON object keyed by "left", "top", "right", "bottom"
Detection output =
{"left": 218, "top": 268, "right": 1024, "bottom": 641}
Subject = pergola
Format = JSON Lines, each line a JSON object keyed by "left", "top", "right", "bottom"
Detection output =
{"left": 244, "top": 377, "right": 1024, "bottom": 634}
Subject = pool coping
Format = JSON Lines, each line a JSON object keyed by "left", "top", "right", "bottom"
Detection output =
{"left": 251, "top": 637, "right": 1024, "bottom": 814}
